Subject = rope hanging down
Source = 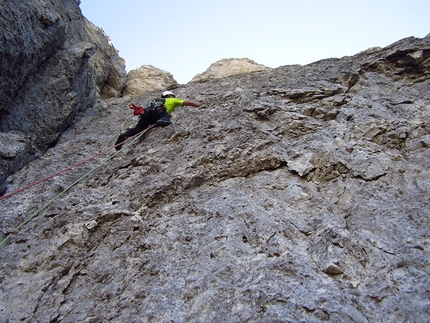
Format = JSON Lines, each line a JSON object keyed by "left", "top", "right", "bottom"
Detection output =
{"left": 0, "top": 125, "right": 155, "bottom": 202}
{"left": 0, "top": 125, "right": 156, "bottom": 247}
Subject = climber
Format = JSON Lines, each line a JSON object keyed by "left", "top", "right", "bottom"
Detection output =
{"left": 115, "top": 90, "right": 201, "bottom": 150}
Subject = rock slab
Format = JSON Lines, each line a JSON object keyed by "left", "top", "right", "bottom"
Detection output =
{"left": 0, "top": 36, "right": 430, "bottom": 322}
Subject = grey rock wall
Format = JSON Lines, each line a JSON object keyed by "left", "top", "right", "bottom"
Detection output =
{"left": 0, "top": 0, "right": 126, "bottom": 191}
{"left": 84, "top": 20, "right": 127, "bottom": 99}
{"left": 0, "top": 35, "right": 429, "bottom": 322}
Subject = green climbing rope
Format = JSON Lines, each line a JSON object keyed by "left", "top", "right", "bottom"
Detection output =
{"left": 0, "top": 125, "right": 155, "bottom": 247}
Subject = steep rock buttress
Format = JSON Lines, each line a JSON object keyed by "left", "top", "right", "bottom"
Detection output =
{"left": 0, "top": 36, "right": 429, "bottom": 322}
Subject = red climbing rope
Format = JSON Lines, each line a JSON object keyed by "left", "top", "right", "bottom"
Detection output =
{"left": 0, "top": 125, "right": 156, "bottom": 202}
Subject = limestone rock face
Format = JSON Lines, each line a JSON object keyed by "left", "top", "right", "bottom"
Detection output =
{"left": 191, "top": 57, "right": 270, "bottom": 82}
{"left": 0, "top": 0, "right": 126, "bottom": 189}
{"left": 1, "top": 36, "right": 430, "bottom": 322}
{"left": 85, "top": 20, "right": 127, "bottom": 99}
{"left": 122, "top": 65, "right": 179, "bottom": 97}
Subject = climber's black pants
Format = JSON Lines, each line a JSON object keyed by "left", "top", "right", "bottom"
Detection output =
{"left": 125, "top": 111, "right": 170, "bottom": 137}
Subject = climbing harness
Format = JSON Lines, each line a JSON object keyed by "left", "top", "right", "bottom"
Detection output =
{"left": 146, "top": 98, "right": 166, "bottom": 114}
{"left": 129, "top": 99, "right": 166, "bottom": 116}
{"left": 0, "top": 124, "right": 157, "bottom": 247}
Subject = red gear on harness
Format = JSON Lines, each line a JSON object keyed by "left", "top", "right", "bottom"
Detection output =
{"left": 129, "top": 103, "right": 145, "bottom": 116}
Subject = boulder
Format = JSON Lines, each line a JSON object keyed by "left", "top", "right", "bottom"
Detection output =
{"left": 122, "top": 65, "right": 179, "bottom": 98}
{"left": 191, "top": 57, "right": 270, "bottom": 82}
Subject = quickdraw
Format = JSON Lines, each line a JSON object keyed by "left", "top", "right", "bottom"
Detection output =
{"left": 129, "top": 103, "right": 145, "bottom": 115}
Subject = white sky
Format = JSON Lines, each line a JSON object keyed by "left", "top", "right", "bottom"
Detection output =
{"left": 79, "top": 0, "right": 429, "bottom": 84}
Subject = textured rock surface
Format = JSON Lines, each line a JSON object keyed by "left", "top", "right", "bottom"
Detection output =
{"left": 1, "top": 36, "right": 430, "bottom": 322}
{"left": 85, "top": 21, "right": 127, "bottom": 99}
{"left": 122, "top": 65, "right": 179, "bottom": 98}
{"left": 0, "top": 0, "right": 126, "bottom": 190}
{"left": 191, "top": 58, "right": 270, "bottom": 82}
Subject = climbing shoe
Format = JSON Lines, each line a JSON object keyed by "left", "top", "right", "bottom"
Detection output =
{"left": 115, "top": 133, "right": 127, "bottom": 150}
{"left": 156, "top": 116, "right": 171, "bottom": 127}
